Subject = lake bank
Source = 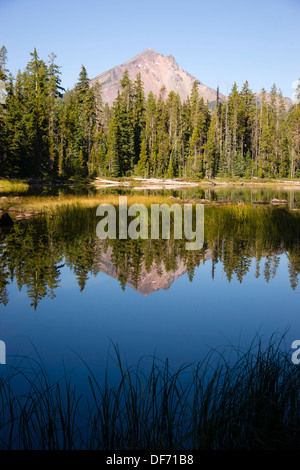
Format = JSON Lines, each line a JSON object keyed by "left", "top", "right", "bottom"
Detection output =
{"left": 93, "top": 177, "right": 300, "bottom": 190}
{"left": 1, "top": 190, "right": 300, "bottom": 221}
{"left": 1, "top": 194, "right": 299, "bottom": 219}
{"left": 2, "top": 177, "right": 300, "bottom": 194}
{"left": 1, "top": 177, "right": 300, "bottom": 223}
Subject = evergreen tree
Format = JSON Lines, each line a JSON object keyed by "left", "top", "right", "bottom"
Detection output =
{"left": 48, "top": 52, "right": 64, "bottom": 171}
{"left": 204, "top": 115, "right": 217, "bottom": 178}
{"left": 22, "top": 48, "right": 50, "bottom": 175}
{"left": 133, "top": 72, "right": 146, "bottom": 164}
{"left": 288, "top": 79, "right": 300, "bottom": 178}
{"left": 135, "top": 138, "right": 149, "bottom": 177}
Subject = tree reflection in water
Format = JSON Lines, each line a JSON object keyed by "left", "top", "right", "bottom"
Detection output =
{"left": 0, "top": 204, "right": 299, "bottom": 308}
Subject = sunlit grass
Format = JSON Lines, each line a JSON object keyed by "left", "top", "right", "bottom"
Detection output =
{"left": 0, "top": 194, "right": 175, "bottom": 213}
{"left": 2, "top": 193, "right": 299, "bottom": 241}
{"left": 0, "top": 179, "right": 29, "bottom": 193}
{"left": 1, "top": 192, "right": 299, "bottom": 212}
{"left": 205, "top": 203, "right": 300, "bottom": 236}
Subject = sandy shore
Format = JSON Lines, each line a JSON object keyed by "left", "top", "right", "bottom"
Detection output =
{"left": 92, "top": 177, "right": 300, "bottom": 190}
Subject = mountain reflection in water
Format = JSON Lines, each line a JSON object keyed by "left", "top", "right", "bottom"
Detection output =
{"left": 0, "top": 204, "right": 299, "bottom": 308}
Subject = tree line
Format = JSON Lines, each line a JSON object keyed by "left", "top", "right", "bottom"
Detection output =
{"left": 0, "top": 46, "right": 300, "bottom": 180}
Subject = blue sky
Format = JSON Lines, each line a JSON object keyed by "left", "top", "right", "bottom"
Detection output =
{"left": 0, "top": 0, "right": 299, "bottom": 98}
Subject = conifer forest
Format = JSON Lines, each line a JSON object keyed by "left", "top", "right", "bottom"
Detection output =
{"left": 1, "top": 46, "right": 299, "bottom": 181}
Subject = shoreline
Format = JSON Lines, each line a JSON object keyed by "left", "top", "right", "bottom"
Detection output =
{"left": 1, "top": 176, "right": 300, "bottom": 193}
{"left": 1, "top": 194, "right": 299, "bottom": 220}
{"left": 92, "top": 177, "right": 300, "bottom": 190}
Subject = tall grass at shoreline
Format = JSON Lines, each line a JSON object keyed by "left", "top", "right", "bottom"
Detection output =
{"left": 0, "top": 180, "right": 29, "bottom": 193}
{"left": 1, "top": 194, "right": 174, "bottom": 213}
{"left": 0, "top": 334, "right": 300, "bottom": 450}
{"left": 46, "top": 201, "right": 300, "bottom": 243}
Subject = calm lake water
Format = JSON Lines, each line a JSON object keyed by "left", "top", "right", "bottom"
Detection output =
{"left": 0, "top": 186, "right": 300, "bottom": 392}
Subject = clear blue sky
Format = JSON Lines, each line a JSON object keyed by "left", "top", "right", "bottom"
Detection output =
{"left": 1, "top": 0, "right": 299, "bottom": 99}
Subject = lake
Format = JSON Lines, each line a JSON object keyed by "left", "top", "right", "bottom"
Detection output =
{"left": 1, "top": 185, "right": 300, "bottom": 449}
{"left": 0, "top": 185, "right": 299, "bottom": 388}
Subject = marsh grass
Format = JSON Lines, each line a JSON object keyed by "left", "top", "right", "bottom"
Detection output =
{"left": 46, "top": 202, "right": 300, "bottom": 244}
{"left": 1, "top": 194, "right": 174, "bottom": 213}
{"left": 0, "top": 334, "right": 300, "bottom": 450}
{"left": 0, "top": 179, "right": 29, "bottom": 193}
{"left": 3, "top": 189, "right": 299, "bottom": 217}
{"left": 205, "top": 204, "right": 300, "bottom": 240}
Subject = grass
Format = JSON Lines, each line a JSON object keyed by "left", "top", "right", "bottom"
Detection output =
{"left": 0, "top": 194, "right": 176, "bottom": 213}
{"left": 1, "top": 190, "right": 300, "bottom": 213}
{"left": 1, "top": 334, "right": 300, "bottom": 450}
{"left": 205, "top": 204, "right": 300, "bottom": 238}
{"left": 0, "top": 179, "right": 29, "bottom": 193}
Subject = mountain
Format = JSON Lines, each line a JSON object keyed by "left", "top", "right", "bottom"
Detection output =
{"left": 90, "top": 48, "right": 222, "bottom": 106}
{"left": 91, "top": 48, "right": 293, "bottom": 109}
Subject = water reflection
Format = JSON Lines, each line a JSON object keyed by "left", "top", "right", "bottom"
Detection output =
{"left": 0, "top": 204, "right": 299, "bottom": 308}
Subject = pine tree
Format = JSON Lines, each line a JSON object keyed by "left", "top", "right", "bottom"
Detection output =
{"left": 133, "top": 72, "right": 146, "bottom": 164}
{"left": 204, "top": 115, "right": 217, "bottom": 178}
{"left": 227, "top": 82, "right": 240, "bottom": 174}
{"left": 106, "top": 111, "right": 120, "bottom": 177}
{"left": 0, "top": 46, "right": 9, "bottom": 171}
{"left": 135, "top": 138, "right": 148, "bottom": 177}
{"left": 107, "top": 70, "right": 135, "bottom": 176}
{"left": 70, "top": 65, "right": 98, "bottom": 176}
{"left": 258, "top": 88, "right": 271, "bottom": 177}
{"left": 0, "top": 45, "right": 8, "bottom": 81}
{"left": 48, "top": 52, "right": 64, "bottom": 172}
{"left": 2, "top": 72, "right": 27, "bottom": 175}
{"left": 166, "top": 154, "right": 175, "bottom": 178}
{"left": 288, "top": 79, "right": 300, "bottom": 178}
{"left": 22, "top": 48, "right": 50, "bottom": 176}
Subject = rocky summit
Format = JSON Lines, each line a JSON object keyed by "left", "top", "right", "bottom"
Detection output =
{"left": 91, "top": 48, "right": 293, "bottom": 109}
{"left": 90, "top": 48, "right": 222, "bottom": 106}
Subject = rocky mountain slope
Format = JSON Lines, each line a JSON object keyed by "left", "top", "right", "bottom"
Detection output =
{"left": 91, "top": 48, "right": 222, "bottom": 106}
{"left": 91, "top": 48, "right": 293, "bottom": 109}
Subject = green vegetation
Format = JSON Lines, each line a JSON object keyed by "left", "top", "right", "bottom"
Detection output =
{"left": 0, "top": 335, "right": 300, "bottom": 449}
{"left": 1, "top": 46, "right": 300, "bottom": 180}
{"left": 0, "top": 194, "right": 173, "bottom": 213}
{"left": 0, "top": 179, "right": 29, "bottom": 193}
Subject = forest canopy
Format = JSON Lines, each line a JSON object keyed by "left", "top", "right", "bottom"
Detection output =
{"left": 0, "top": 46, "right": 299, "bottom": 180}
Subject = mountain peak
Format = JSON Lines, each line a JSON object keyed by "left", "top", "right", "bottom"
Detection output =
{"left": 144, "top": 47, "right": 155, "bottom": 53}
{"left": 91, "top": 50, "right": 220, "bottom": 106}
{"left": 126, "top": 48, "right": 161, "bottom": 63}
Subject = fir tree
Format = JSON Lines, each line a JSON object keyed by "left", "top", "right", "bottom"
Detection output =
{"left": 135, "top": 138, "right": 148, "bottom": 177}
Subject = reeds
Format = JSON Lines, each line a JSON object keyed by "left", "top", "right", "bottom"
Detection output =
{"left": 205, "top": 204, "right": 300, "bottom": 240}
{"left": 0, "top": 180, "right": 29, "bottom": 193}
{"left": 1, "top": 194, "right": 174, "bottom": 213}
{"left": 0, "top": 334, "right": 300, "bottom": 450}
